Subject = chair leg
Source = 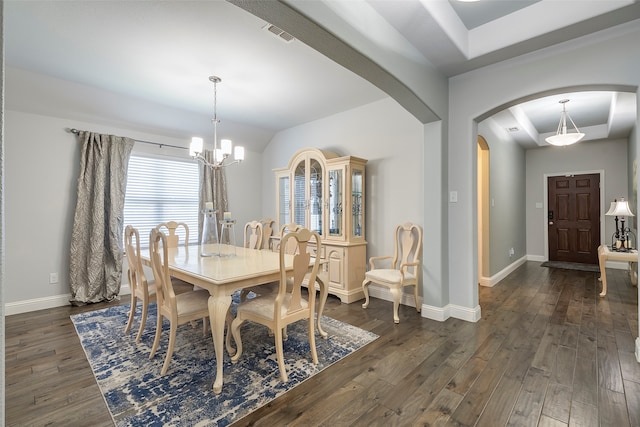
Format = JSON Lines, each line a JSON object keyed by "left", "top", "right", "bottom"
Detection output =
{"left": 308, "top": 318, "right": 318, "bottom": 365}
{"left": 389, "top": 288, "right": 401, "bottom": 324}
{"left": 149, "top": 312, "right": 163, "bottom": 359}
{"left": 361, "top": 279, "right": 371, "bottom": 309}
{"left": 225, "top": 309, "right": 236, "bottom": 356}
{"left": 230, "top": 317, "right": 244, "bottom": 363}
{"left": 161, "top": 321, "right": 177, "bottom": 375}
{"left": 274, "top": 326, "right": 288, "bottom": 382}
{"left": 412, "top": 285, "right": 421, "bottom": 313}
{"left": 135, "top": 297, "right": 148, "bottom": 343}
{"left": 124, "top": 294, "right": 137, "bottom": 334}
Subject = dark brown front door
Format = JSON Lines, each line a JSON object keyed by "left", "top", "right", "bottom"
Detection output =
{"left": 548, "top": 173, "right": 600, "bottom": 264}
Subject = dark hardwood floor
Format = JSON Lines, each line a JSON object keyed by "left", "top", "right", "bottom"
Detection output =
{"left": 5, "top": 262, "right": 640, "bottom": 426}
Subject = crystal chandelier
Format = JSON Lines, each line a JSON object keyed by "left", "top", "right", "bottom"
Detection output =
{"left": 545, "top": 99, "right": 585, "bottom": 146}
{"left": 189, "top": 76, "right": 244, "bottom": 167}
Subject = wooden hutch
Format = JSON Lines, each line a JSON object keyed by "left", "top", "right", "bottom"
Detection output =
{"left": 273, "top": 148, "right": 367, "bottom": 303}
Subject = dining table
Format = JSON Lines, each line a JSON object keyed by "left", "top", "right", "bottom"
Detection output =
{"left": 140, "top": 243, "right": 328, "bottom": 394}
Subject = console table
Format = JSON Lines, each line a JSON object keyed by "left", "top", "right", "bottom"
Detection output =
{"left": 597, "top": 244, "right": 638, "bottom": 296}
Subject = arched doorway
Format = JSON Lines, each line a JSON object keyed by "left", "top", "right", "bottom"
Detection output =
{"left": 477, "top": 136, "right": 490, "bottom": 285}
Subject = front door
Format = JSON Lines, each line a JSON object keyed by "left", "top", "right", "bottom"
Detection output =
{"left": 548, "top": 173, "right": 600, "bottom": 264}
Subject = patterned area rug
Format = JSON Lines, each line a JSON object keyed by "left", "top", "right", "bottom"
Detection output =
{"left": 71, "top": 296, "right": 378, "bottom": 426}
{"left": 540, "top": 261, "right": 600, "bottom": 272}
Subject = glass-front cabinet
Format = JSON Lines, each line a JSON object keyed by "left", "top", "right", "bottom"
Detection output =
{"left": 274, "top": 148, "right": 367, "bottom": 303}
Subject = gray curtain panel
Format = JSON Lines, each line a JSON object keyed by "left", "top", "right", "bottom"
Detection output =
{"left": 198, "top": 149, "right": 228, "bottom": 243}
{"left": 69, "top": 131, "right": 134, "bottom": 305}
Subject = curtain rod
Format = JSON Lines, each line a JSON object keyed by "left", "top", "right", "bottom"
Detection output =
{"left": 67, "top": 128, "right": 188, "bottom": 151}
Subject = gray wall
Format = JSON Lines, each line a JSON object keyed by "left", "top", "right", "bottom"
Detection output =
{"left": 4, "top": 74, "right": 264, "bottom": 310}
{"left": 525, "top": 139, "right": 629, "bottom": 260}
{"left": 448, "top": 22, "right": 640, "bottom": 312}
{"left": 262, "top": 97, "right": 425, "bottom": 286}
{"left": 477, "top": 119, "right": 527, "bottom": 277}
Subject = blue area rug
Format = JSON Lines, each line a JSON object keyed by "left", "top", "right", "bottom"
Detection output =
{"left": 71, "top": 295, "right": 378, "bottom": 426}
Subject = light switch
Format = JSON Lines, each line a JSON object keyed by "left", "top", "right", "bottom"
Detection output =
{"left": 535, "top": 202, "right": 543, "bottom": 209}
{"left": 449, "top": 191, "right": 458, "bottom": 203}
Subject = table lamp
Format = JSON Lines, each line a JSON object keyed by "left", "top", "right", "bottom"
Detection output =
{"left": 605, "top": 198, "right": 635, "bottom": 251}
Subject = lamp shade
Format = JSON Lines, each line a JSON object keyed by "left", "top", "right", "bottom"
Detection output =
{"left": 189, "top": 137, "right": 204, "bottom": 157}
{"left": 545, "top": 132, "right": 585, "bottom": 146}
{"left": 605, "top": 198, "right": 635, "bottom": 217}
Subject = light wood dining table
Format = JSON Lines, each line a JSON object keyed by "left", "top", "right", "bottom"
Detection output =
{"left": 140, "top": 243, "right": 328, "bottom": 394}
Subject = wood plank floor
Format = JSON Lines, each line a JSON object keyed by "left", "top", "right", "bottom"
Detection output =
{"left": 5, "top": 261, "right": 640, "bottom": 426}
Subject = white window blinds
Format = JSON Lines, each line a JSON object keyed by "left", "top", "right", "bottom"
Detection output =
{"left": 124, "top": 155, "right": 199, "bottom": 248}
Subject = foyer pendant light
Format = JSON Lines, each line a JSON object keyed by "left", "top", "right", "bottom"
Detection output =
{"left": 545, "top": 99, "right": 585, "bottom": 146}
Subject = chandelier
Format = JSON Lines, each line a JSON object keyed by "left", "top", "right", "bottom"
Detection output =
{"left": 189, "top": 76, "right": 244, "bottom": 167}
{"left": 545, "top": 99, "right": 585, "bottom": 146}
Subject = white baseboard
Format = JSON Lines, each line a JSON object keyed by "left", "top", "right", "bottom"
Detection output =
{"left": 422, "top": 303, "right": 481, "bottom": 322}
{"left": 367, "top": 284, "right": 481, "bottom": 323}
{"left": 5, "top": 284, "right": 131, "bottom": 315}
{"left": 480, "top": 255, "right": 527, "bottom": 287}
{"left": 366, "top": 284, "right": 421, "bottom": 308}
{"left": 636, "top": 337, "right": 640, "bottom": 363}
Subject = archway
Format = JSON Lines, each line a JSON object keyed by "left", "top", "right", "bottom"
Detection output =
{"left": 477, "top": 136, "right": 490, "bottom": 286}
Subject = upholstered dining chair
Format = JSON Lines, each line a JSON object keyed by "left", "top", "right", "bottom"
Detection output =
{"left": 362, "top": 222, "right": 423, "bottom": 324}
{"left": 260, "top": 218, "right": 277, "bottom": 250}
{"left": 240, "top": 221, "right": 268, "bottom": 302}
{"left": 157, "top": 220, "right": 189, "bottom": 248}
{"left": 148, "top": 227, "right": 212, "bottom": 375}
{"left": 230, "top": 227, "right": 322, "bottom": 382}
{"left": 123, "top": 225, "right": 156, "bottom": 343}
{"left": 123, "top": 225, "right": 193, "bottom": 342}
{"left": 244, "top": 220, "right": 264, "bottom": 251}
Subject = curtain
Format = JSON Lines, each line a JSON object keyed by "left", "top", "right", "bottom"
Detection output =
{"left": 198, "top": 149, "right": 228, "bottom": 243}
{"left": 69, "top": 131, "right": 134, "bottom": 305}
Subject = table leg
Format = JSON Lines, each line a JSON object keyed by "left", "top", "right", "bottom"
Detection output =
{"left": 598, "top": 248, "right": 608, "bottom": 297}
{"left": 630, "top": 262, "right": 638, "bottom": 286}
{"left": 315, "top": 275, "right": 329, "bottom": 339}
{"left": 208, "top": 293, "right": 232, "bottom": 394}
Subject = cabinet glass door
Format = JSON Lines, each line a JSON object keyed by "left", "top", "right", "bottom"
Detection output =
{"left": 352, "top": 169, "right": 363, "bottom": 237}
{"left": 328, "top": 168, "right": 343, "bottom": 237}
{"left": 278, "top": 175, "right": 290, "bottom": 226}
{"left": 309, "top": 158, "right": 323, "bottom": 235}
{"left": 293, "top": 161, "right": 306, "bottom": 227}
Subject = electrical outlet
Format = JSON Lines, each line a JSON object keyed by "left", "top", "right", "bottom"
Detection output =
{"left": 49, "top": 272, "right": 59, "bottom": 284}
{"left": 509, "top": 248, "right": 515, "bottom": 257}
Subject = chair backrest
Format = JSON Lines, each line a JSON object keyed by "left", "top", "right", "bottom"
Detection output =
{"left": 279, "top": 223, "right": 303, "bottom": 255}
{"left": 244, "top": 221, "right": 264, "bottom": 250}
{"left": 278, "top": 228, "right": 322, "bottom": 315}
{"left": 125, "top": 225, "right": 148, "bottom": 295}
{"left": 260, "top": 218, "right": 276, "bottom": 250}
{"left": 157, "top": 221, "right": 189, "bottom": 248}
{"left": 149, "top": 228, "right": 177, "bottom": 312}
{"left": 392, "top": 223, "right": 423, "bottom": 275}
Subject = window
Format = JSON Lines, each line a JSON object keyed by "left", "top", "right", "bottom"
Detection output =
{"left": 124, "top": 155, "right": 199, "bottom": 247}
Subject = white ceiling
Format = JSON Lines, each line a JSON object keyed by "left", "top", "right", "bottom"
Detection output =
{"left": 5, "top": 0, "right": 640, "bottom": 150}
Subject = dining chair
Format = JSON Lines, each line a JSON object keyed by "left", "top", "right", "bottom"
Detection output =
{"left": 260, "top": 218, "right": 277, "bottom": 250}
{"left": 123, "top": 225, "right": 194, "bottom": 342}
{"left": 123, "top": 225, "right": 157, "bottom": 343}
{"left": 362, "top": 222, "right": 423, "bottom": 324}
{"left": 148, "top": 227, "right": 212, "bottom": 375}
{"left": 157, "top": 220, "right": 189, "bottom": 248}
{"left": 230, "top": 227, "right": 322, "bottom": 382}
{"left": 244, "top": 220, "right": 264, "bottom": 251}
{"left": 157, "top": 220, "right": 206, "bottom": 330}
{"left": 240, "top": 221, "right": 269, "bottom": 302}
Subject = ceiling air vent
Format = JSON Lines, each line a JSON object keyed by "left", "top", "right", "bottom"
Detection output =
{"left": 263, "top": 23, "right": 295, "bottom": 43}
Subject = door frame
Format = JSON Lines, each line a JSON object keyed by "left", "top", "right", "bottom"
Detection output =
{"left": 543, "top": 169, "right": 606, "bottom": 262}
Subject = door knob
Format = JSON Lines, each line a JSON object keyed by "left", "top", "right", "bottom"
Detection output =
{"left": 549, "top": 221, "right": 554, "bottom": 225}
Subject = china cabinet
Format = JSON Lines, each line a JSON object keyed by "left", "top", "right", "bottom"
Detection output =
{"left": 274, "top": 148, "right": 367, "bottom": 303}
